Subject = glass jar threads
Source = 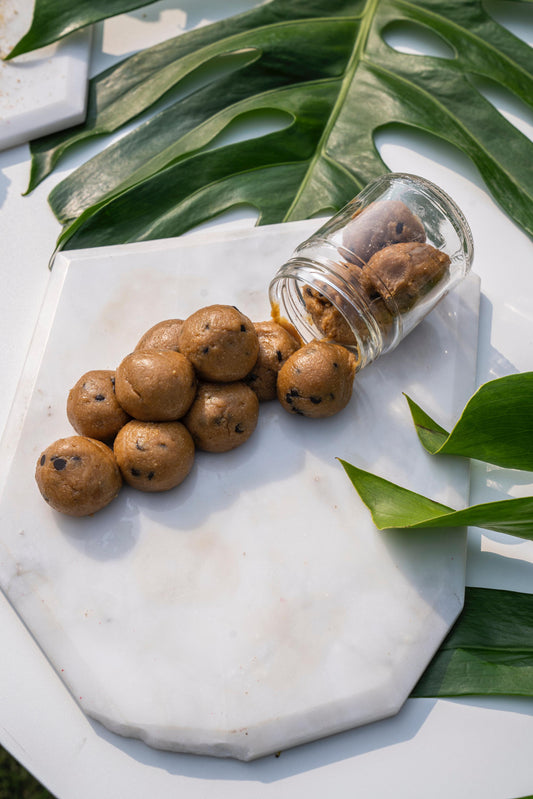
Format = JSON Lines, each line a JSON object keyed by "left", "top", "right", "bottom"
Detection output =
{"left": 269, "top": 173, "right": 474, "bottom": 371}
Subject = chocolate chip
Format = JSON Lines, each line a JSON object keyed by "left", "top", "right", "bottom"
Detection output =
{"left": 285, "top": 393, "right": 293, "bottom": 405}
{"left": 158, "top": 442, "right": 167, "bottom": 448}
{"left": 276, "top": 350, "right": 283, "bottom": 362}
{"left": 204, "top": 323, "right": 210, "bottom": 330}
{"left": 111, "top": 376, "right": 116, "bottom": 388}
{"left": 332, "top": 362, "right": 338, "bottom": 369}
{"left": 289, "top": 388, "right": 300, "bottom": 397}
{"left": 202, "top": 346, "right": 209, "bottom": 354}
{"left": 72, "top": 455, "right": 81, "bottom": 462}
{"left": 235, "top": 423, "right": 245, "bottom": 434}
{"left": 131, "top": 468, "right": 141, "bottom": 477}
{"left": 147, "top": 471, "right": 155, "bottom": 480}
{"left": 396, "top": 221, "right": 404, "bottom": 235}
{"left": 94, "top": 394, "right": 105, "bottom": 402}
{"left": 52, "top": 458, "right": 67, "bottom": 471}
{"left": 310, "top": 396, "right": 322, "bottom": 404}
{"left": 329, "top": 393, "right": 335, "bottom": 400}
{"left": 40, "top": 454, "right": 46, "bottom": 466}
{"left": 240, "top": 324, "right": 246, "bottom": 332}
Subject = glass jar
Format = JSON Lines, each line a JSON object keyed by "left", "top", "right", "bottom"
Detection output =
{"left": 269, "top": 173, "right": 474, "bottom": 371}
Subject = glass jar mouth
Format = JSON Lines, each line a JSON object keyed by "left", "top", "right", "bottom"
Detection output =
{"left": 269, "top": 256, "right": 402, "bottom": 370}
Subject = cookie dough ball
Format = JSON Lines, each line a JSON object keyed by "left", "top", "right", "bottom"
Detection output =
{"left": 341, "top": 200, "right": 426, "bottom": 265}
{"left": 35, "top": 436, "right": 122, "bottom": 516}
{"left": 244, "top": 321, "right": 300, "bottom": 401}
{"left": 277, "top": 341, "right": 357, "bottom": 418}
{"left": 183, "top": 382, "right": 259, "bottom": 453}
{"left": 67, "top": 370, "right": 130, "bottom": 441}
{"left": 135, "top": 319, "right": 183, "bottom": 352}
{"left": 115, "top": 350, "right": 196, "bottom": 421}
{"left": 303, "top": 287, "right": 357, "bottom": 347}
{"left": 114, "top": 420, "right": 195, "bottom": 492}
{"left": 178, "top": 305, "right": 259, "bottom": 382}
{"left": 363, "top": 241, "right": 450, "bottom": 313}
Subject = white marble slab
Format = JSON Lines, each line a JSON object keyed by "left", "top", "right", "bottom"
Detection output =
{"left": 0, "top": 220, "right": 479, "bottom": 760}
{"left": 0, "top": 1, "right": 91, "bottom": 152}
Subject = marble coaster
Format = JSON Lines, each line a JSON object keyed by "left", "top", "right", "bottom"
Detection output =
{"left": 0, "top": 1, "right": 91, "bottom": 152}
{"left": 0, "top": 221, "right": 479, "bottom": 760}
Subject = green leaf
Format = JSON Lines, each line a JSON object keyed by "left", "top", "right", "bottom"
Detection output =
{"left": 406, "top": 373, "right": 533, "bottom": 471}
{"left": 4, "top": 0, "right": 160, "bottom": 60}
{"left": 339, "top": 459, "right": 533, "bottom": 540}
{"left": 412, "top": 586, "right": 533, "bottom": 697}
{"left": 25, "top": 0, "right": 533, "bottom": 249}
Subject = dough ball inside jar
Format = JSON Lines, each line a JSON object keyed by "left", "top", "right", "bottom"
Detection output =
{"left": 341, "top": 200, "right": 426, "bottom": 265}
{"left": 178, "top": 304, "right": 259, "bottom": 382}
{"left": 67, "top": 369, "right": 130, "bottom": 441}
{"left": 244, "top": 321, "right": 301, "bottom": 401}
{"left": 277, "top": 340, "right": 357, "bottom": 418}
{"left": 35, "top": 436, "right": 122, "bottom": 516}
{"left": 183, "top": 382, "right": 259, "bottom": 453}
{"left": 115, "top": 349, "right": 196, "bottom": 421}
{"left": 114, "top": 420, "right": 195, "bottom": 492}
{"left": 135, "top": 318, "right": 183, "bottom": 352}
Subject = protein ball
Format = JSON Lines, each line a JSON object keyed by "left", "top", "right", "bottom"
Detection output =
{"left": 302, "top": 287, "right": 358, "bottom": 347}
{"left": 362, "top": 241, "right": 450, "bottom": 313}
{"left": 67, "top": 369, "right": 130, "bottom": 441}
{"left": 277, "top": 340, "right": 357, "bottom": 418}
{"left": 341, "top": 200, "right": 426, "bottom": 265}
{"left": 183, "top": 381, "right": 259, "bottom": 453}
{"left": 178, "top": 304, "right": 259, "bottom": 382}
{"left": 244, "top": 321, "right": 301, "bottom": 401}
{"left": 135, "top": 318, "right": 183, "bottom": 352}
{"left": 114, "top": 420, "right": 195, "bottom": 492}
{"left": 35, "top": 436, "right": 122, "bottom": 516}
{"left": 115, "top": 349, "right": 197, "bottom": 421}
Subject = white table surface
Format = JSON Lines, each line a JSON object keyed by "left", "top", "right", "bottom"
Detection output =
{"left": 0, "top": 2, "right": 532, "bottom": 797}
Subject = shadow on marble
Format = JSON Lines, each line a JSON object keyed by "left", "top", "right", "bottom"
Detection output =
{"left": 86, "top": 695, "right": 436, "bottom": 781}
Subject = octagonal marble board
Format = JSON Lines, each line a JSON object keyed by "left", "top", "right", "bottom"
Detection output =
{"left": 0, "top": 1, "right": 91, "bottom": 152}
{"left": 0, "top": 220, "right": 480, "bottom": 761}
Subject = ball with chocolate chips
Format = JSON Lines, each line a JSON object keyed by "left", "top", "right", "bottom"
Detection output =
{"left": 341, "top": 200, "right": 426, "bottom": 265}
{"left": 67, "top": 369, "right": 130, "bottom": 441}
{"left": 183, "top": 381, "right": 259, "bottom": 453}
{"left": 178, "top": 304, "right": 259, "bottom": 382}
{"left": 135, "top": 318, "right": 183, "bottom": 352}
{"left": 277, "top": 340, "right": 357, "bottom": 418}
{"left": 115, "top": 349, "right": 196, "bottom": 421}
{"left": 362, "top": 241, "right": 450, "bottom": 313}
{"left": 244, "top": 321, "right": 301, "bottom": 401}
{"left": 114, "top": 420, "right": 195, "bottom": 492}
{"left": 35, "top": 436, "right": 122, "bottom": 516}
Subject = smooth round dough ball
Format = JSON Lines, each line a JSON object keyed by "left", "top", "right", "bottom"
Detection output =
{"left": 341, "top": 200, "right": 426, "bottom": 265}
{"left": 115, "top": 349, "right": 196, "bottom": 421}
{"left": 178, "top": 305, "right": 259, "bottom": 382}
{"left": 67, "top": 369, "right": 130, "bottom": 441}
{"left": 244, "top": 321, "right": 301, "bottom": 401}
{"left": 277, "top": 341, "right": 357, "bottom": 418}
{"left": 114, "top": 420, "right": 195, "bottom": 492}
{"left": 362, "top": 241, "right": 450, "bottom": 313}
{"left": 135, "top": 318, "right": 183, "bottom": 352}
{"left": 183, "top": 382, "right": 259, "bottom": 453}
{"left": 35, "top": 436, "right": 122, "bottom": 516}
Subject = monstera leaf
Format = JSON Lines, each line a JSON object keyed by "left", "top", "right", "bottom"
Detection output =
{"left": 24, "top": 0, "right": 533, "bottom": 250}
{"left": 3, "top": 0, "right": 159, "bottom": 60}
